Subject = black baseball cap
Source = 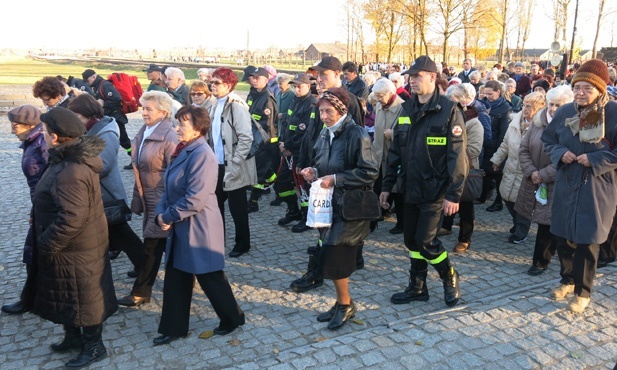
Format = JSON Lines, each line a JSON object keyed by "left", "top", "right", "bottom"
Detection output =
{"left": 248, "top": 67, "right": 270, "bottom": 79}
{"left": 402, "top": 56, "right": 439, "bottom": 75}
{"left": 309, "top": 56, "right": 343, "bottom": 72}
{"left": 241, "top": 65, "right": 256, "bottom": 81}
{"left": 290, "top": 73, "right": 314, "bottom": 85}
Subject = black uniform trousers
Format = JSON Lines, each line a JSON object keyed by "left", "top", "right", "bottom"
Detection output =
{"left": 442, "top": 201, "right": 475, "bottom": 243}
{"left": 556, "top": 237, "right": 599, "bottom": 298}
{"left": 273, "top": 156, "right": 296, "bottom": 200}
{"left": 532, "top": 224, "right": 557, "bottom": 268}
{"left": 403, "top": 202, "right": 449, "bottom": 271}
{"left": 131, "top": 237, "right": 166, "bottom": 297}
{"left": 108, "top": 221, "right": 144, "bottom": 270}
{"left": 109, "top": 110, "right": 131, "bottom": 152}
{"left": 215, "top": 165, "right": 250, "bottom": 251}
{"left": 158, "top": 265, "right": 245, "bottom": 337}
{"left": 254, "top": 143, "right": 279, "bottom": 187}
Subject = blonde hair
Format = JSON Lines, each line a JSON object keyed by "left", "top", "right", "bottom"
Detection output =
{"left": 139, "top": 91, "right": 174, "bottom": 118}
{"left": 523, "top": 91, "right": 546, "bottom": 110}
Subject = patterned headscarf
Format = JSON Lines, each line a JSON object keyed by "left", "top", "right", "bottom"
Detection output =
{"left": 319, "top": 91, "right": 348, "bottom": 116}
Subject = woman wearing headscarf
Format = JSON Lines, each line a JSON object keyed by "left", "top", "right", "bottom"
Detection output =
{"left": 541, "top": 59, "right": 617, "bottom": 312}
{"left": 117, "top": 91, "right": 178, "bottom": 307}
{"left": 28, "top": 108, "right": 117, "bottom": 368}
{"left": 490, "top": 92, "right": 546, "bottom": 244}
{"left": 300, "top": 87, "right": 378, "bottom": 330}
{"left": 515, "top": 86, "right": 574, "bottom": 276}
{"left": 153, "top": 106, "right": 245, "bottom": 345}
{"left": 2, "top": 106, "right": 48, "bottom": 315}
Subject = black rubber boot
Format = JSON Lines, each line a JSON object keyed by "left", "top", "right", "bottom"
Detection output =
{"left": 51, "top": 325, "right": 82, "bottom": 353}
{"left": 291, "top": 207, "right": 310, "bottom": 233}
{"left": 278, "top": 199, "right": 302, "bottom": 225}
{"left": 390, "top": 268, "right": 429, "bottom": 304}
{"left": 436, "top": 263, "right": 461, "bottom": 307}
{"left": 248, "top": 188, "right": 261, "bottom": 213}
{"left": 65, "top": 324, "right": 107, "bottom": 368}
{"left": 290, "top": 245, "right": 323, "bottom": 292}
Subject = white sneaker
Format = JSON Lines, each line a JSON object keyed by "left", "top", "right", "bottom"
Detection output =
{"left": 550, "top": 284, "right": 574, "bottom": 300}
{"left": 568, "top": 295, "right": 590, "bottom": 313}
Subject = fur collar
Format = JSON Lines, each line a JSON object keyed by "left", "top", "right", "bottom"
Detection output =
{"left": 48, "top": 135, "right": 105, "bottom": 166}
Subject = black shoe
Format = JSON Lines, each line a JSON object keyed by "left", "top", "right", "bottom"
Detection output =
{"left": 270, "top": 197, "right": 283, "bottom": 206}
{"left": 123, "top": 164, "right": 133, "bottom": 170}
{"left": 508, "top": 235, "right": 528, "bottom": 244}
{"left": 153, "top": 334, "right": 186, "bottom": 346}
{"left": 65, "top": 335, "right": 107, "bottom": 368}
{"left": 527, "top": 265, "right": 547, "bottom": 276}
{"left": 278, "top": 210, "right": 302, "bottom": 226}
{"left": 108, "top": 250, "right": 122, "bottom": 260}
{"left": 439, "top": 267, "right": 461, "bottom": 307}
{"left": 229, "top": 248, "right": 249, "bottom": 258}
{"left": 437, "top": 228, "right": 452, "bottom": 236}
{"left": 247, "top": 201, "right": 259, "bottom": 213}
{"left": 1, "top": 300, "right": 27, "bottom": 315}
{"left": 213, "top": 325, "right": 241, "bottom": 336}
{"left": 389, "top": 226, "right": 403, "bottom": 234}
{"left": 509, "top": 226, "right": 516, "bottom": 234}
{"left": 327, "top": 301, "right": 356, "bottom": 330}
{"left": 117, "top": 295, "right": 150, "bottom": 307}
{"left": 473, "top": 198, "right": 486, "bottom": 204}
{"left": 51, "top": 327, "right": 82, "bottom": 353}
{"left": 290, "top": 271, "right": 324, "bottom": 293}
{"left": 486, "top": 203, "right": 503, "bottom": 212}
{"left": 317, "top": 303, "right": 339, "bottom": 322}
{"left": 127, "top": 269, "right": 139, "bottom": 278}
{"left": 391, "top": 269, "right": 430, "bottom": 304}
{"left": 291, "top": 220, "right": 311, "bottom": 233}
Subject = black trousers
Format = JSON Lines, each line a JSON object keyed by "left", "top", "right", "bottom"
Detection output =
{"left": 403, "top": 202, "right": 449, "bottom": 271}
{"left": 131, "top": 238, "right": 166, "bottom": 297}
{"left": 504, "top": 201, "right": 532, "bottom": 240}
{"left": 442, "top": 201, "right": 475, "bottom": 243}
{"left": 216, "top": 165, "right": 251, "bottom": 251}
{"left": 254, "top": 143, "right": 279, "bottom": 186}
{"left": 110, "top": 111, "right": 131, "bottom": 151}
{"left": 158, "top": 266, "right": 244, "bottom": 337}
{"left": 599, "top": 208, "right": 617, "bottom": 263}
{"left": 556, "top": 237, "right": 599, "bottom": 298}
{"left": 532, "top": 224, "right": 557, "bottom": 268}
{"left": 108, "top": 221, "right": 144, "bottom": 270}
{"left": 273, "top": 156, "right": 296, "bottom": 200}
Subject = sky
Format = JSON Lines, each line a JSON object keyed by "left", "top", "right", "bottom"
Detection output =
{"left": 2, "top": 0, "right": 615, "bottom": 53}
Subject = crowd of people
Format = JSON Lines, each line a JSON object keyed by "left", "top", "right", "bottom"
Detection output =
{"left": 2, "top": 54, "right": 617, "bottom": 367}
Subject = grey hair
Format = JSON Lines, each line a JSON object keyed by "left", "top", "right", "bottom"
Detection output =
{"left": 139, "top": 91, "right": 174, "bottom": 118}
{"left": 446, "top": 83, "right": 476, "bottom": 105}
{"left": 197, "top": 68, "right": 213, "bottom": 77}
{"left": 276, "top": 73, "right": 292, "bottom": 84}
{"left": 363, "top": 71, "right": 378, "bottom": 86}
{"left": 545, "top": 84, "right": 574, "bottom": 104}
{"left": 469, "top": 70, "right": 481, "bottom": 80}
{"left": 165, "top": 67, "right": 185, "bottom": 82}
{"left": 372, "top": 77, "right": 396, "bottom": 95}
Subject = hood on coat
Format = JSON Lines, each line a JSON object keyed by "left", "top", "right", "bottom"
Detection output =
{"left": 48, "top": 135, "right": 105, "bottom": 172}
{"left": 532, "top": 107, "right": 549, "bottom": 128}
{"left": 472, "top": 98, "right": 490, "bottom": 115}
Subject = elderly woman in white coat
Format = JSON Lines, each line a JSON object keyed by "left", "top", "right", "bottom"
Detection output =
{"left": 371, "top": 77, "right": 405, "bottom": 233}
{"left": 441, "top": 83, "right": 484, "bottom": 252}
{"left": 515, "top": 86, "right": 574, "bottom": 275}
{"left": 490, "top": 92, "right": 545, "bottom": 244}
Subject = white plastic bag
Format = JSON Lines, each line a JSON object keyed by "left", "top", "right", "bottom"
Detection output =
{"left": 306, "top": 179, "right": 334, "bottom": 228}
{"left": 535, "top": 183, "right": 548, "bottom": 205}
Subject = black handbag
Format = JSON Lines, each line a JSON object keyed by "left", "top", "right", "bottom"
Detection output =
{"left": 460, "top": 151, "right": 484, "bottom": 202}
{"left": 103, "top": 199, "right": 132, "bottom": 226}
{"left": 229, "top": 102, "right": 270, "bottom": 159}
{"left": 100, "top": 183, "right": 132, "bottom": 226}
{"left": 340, "top": 188, "right": 382, "bottom": 221}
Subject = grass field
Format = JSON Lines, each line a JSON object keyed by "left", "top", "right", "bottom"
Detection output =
{"left": 0, "top": 57, "right": 251, "bottom": 91}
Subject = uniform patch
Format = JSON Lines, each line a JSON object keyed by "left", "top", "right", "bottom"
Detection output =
{"left": 107, "top": 91, "right": 113, "bottom": 97}
{"left": 426, "top": 137, "right": 447, "bottom": 145}
{"left": 264, "top": 108, "right": 271, "bottom": 116}
{"left": 298, "top": 123, "right": 306, "bottom": 130}
{"left": 451, "top": 124, "right": 463, "bottom": 137}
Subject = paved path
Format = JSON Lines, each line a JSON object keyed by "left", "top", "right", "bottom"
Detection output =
{"left": 1, "top": 108, "right": 616, "bottom": 369}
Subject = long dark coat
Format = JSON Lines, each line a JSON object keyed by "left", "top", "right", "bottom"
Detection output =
{"left": 310, "top": 116, "right": 379, "bottom": 246}
{"left": 541, "top": 101, "right": 617, "bottom": 244}
{"left": 30, "top": 136, "right": 117, "bottom": 327}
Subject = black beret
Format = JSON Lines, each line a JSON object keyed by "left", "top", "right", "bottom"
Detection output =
{"left": 40, "top": 107, "right": 85, "bottom": 138}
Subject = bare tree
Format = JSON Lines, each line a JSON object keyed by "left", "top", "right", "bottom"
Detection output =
{"left": 363, "top": 0, "right": 387, "bottom": 61}
{"left": 364, "top": 0, "right": 406, "bottom": 62}
{"left": 345, "top": 0, "right": 368, "bottom": 63}
{"left": 495, "top": 0, "right": 513, "bottom": 63}
{"left": 519, "top": 0, "right": 534, "bottom": 59}
{"left": 432, "top": 0, "right": 466, "bottom": 63}
{"left": 552, "top": 0, "right": 571, "bottom": 44}
{"left": 592, "top": 0, "right": 617, "bottom": 58}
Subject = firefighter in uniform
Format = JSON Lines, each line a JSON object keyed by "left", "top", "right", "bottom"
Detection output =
{"left": 290, "top": 58, "right": 367, "bottom": 293}
{"left": 275, "top": 73, "right": 317, "bottom": 232}
{"left": 245, "top": 67, "right": 279, "bottom": 212}
{"left": 380, "top": 56, "right": 467, "bottom": 307}
{"left": 82, "top": 69, "right": 131, "bottom": 158}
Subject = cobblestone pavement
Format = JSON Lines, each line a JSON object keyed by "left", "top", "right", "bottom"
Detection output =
{"left": 1, "top": 93, "right": 616, "bottom": 369}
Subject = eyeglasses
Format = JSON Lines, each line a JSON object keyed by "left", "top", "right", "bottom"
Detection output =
{"left": 211, "top": 81, "right": 224, "bottom": 86}
{"left": 190, "top": 92, "right": 205, "bottom": 96}
{"left": 572, "top": 86, "right": 596, "bottom": 94}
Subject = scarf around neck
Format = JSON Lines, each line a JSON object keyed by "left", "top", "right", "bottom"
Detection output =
{"left": 565, "top": 93, "right": 610, "bottom": 143}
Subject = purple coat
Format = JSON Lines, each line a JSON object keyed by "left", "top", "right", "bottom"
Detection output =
{"left": 21, "top": 124, "right": 48, "bottom": 264}
{"left": 156, "top": 138, "right": 225, "bottom": 274}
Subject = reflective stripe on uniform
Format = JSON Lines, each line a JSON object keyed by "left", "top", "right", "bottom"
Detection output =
{"left": 125, "top": 148, "right": 131, "bottom": 153}
{"left": 266, "top": 173, "right": 277, "bottom": 183}
{"left": 398, "top": 116, "right": 412, "bottom": 124}
{"left": 270, "top": 137, "right": 279, "bottom": 143}
{"left": 300, "top": 202, "right": 308, "bottom": 208}
{"left": 289, "top": 125, "right": 297, "bottom": 131}
{"left": 288, "top": 109, "right": 293, "bottom": 116}
{"left": 310, "top": 112, "right": 315, "bottom": 119}
{"left": 248, "top": 100, "right": 253, "bottom": 106}
{"left": 409, "top": 250, "right": 448, "bottom": 265}
{"left": 426, "top": 137, "right": 447, "bottom": 145}
{"left": 252, "top": 114, "right": 262, "bottom": 121}
{"left": 278, "top": 190, "right": 297, "bottom": 198}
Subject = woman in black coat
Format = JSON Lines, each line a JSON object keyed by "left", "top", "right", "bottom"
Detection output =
{"left": 300, "top": 88, "right": 379, "bottom": 330}
{"left": 27, "top": 108, "right": 117, "bottom": 368}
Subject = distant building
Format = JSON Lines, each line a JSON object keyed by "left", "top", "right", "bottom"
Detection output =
{"left": 305, "top": 42, "right": 347, "bottom": 62}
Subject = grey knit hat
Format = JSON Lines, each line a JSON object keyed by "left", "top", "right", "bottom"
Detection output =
{"left": 7, "top": 105, "right": 42, "bottom": 126}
